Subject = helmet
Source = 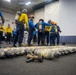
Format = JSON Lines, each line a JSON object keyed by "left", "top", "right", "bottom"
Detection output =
{"left": 54, "top": 22, "right": 57, "bottom": 25}
{"left": 48, "top": 20, "right": 51, "bottom": 23}
{"left": 16, "top": 11, "right": 20, "bottom": 14}
{"left": 29, "top": 15, "right": 34, "bottom": 18}
{"left": 39, "top": 19, "right": 44, "bottom": 22}
{"left": 51, "top": 21, "right": 55, "bottom": 25}
{"left": 22, "top": 9, "right": 27, "bottom": 13}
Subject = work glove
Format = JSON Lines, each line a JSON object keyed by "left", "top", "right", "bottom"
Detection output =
{"left": 35, "top": 28, "right": 38, "bottom": 31}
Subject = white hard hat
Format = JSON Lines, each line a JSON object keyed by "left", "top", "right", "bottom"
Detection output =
{"left": 16, "top": 11, "right": 20, "bottom": 14}
{"left": 22, "top": 9, "right": 27, "bottom": 13}
{"left": 48, "top": 20, "right": 51, "bottom": 23}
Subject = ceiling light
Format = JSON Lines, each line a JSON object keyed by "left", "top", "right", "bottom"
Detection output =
{"left": 5, "top": 0, "right": 11, "bottom": 2}
{"left": 26, "top": 2, "right": 31, "bottom": 5}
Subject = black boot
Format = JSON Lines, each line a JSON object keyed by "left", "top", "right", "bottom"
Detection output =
{"left": 19, "top": 44, "right": 22, "bottom": 47}
{"left": 12, "top": 44, "right": 17, "bottom": 47}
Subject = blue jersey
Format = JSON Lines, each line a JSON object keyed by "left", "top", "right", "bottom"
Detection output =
{"left": 28, "top": 19, "right": 35, "bottom": 29}
{"left": 12, "top": 30, "right": 16, "bottom": 35}
{"left": 33, "top": 31, "right": 38, "bottom": 35}
{"left": 35, "top": 21, "right": 51, "bottom": 30}
{"left": 0, "top": 11, "right": 2, "bottom": 17}
{"left": 50, "top": 25, "right": 55, "bottom": 32}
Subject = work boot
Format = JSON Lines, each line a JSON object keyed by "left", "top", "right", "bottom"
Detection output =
{"left": 0, "top": 42, "right": 3, "bottom": 44}
{"left": 6, "top": 42, "right": 9, "bottom": 44}
{"left": 28, "top": 44, "right": 31, "bottom": 46}
{"left": 0, "top": 45, "right": 2, "bottom": 48}
{"left": 57, "top": 43, "right": 59, "bottom": 46}
{"left": 47, "top": 43, "right": 49, "bottom": 46}
{"left": 19, "top": 44, "right": 22, "bottom": 47}
{"left": 9, "top": 42, "right": 12, "bottom": 44}
{"left": 12, "top": 44, "right": 17, "bottom": 47}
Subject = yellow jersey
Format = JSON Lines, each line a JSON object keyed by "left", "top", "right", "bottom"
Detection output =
{"left": 45, "top": 26, "right": 52, "bottom": 32}
{"left": 0, "top": 26, "right": 5, "bottom": 32}
{"left": 5, "top": 26, "right": 12, "bottom": 34}
{"left": 19, "top": 13, "right": 28, "bottom": 28}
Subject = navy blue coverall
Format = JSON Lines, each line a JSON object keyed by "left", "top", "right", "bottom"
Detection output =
{"left": 13, "top": 23, "right": 24, "bottom": 46}
{"left": 0, "top": 11, "right": 5, "bottom": 24}
{"left": 27, "top": 19, "right": 35, "bottom": 46}
{"left": 35, "top": 22, "right": 51, "bottom": 46}
{"left": 50, "top": 25, "right": 56, "bottom": 46}
{"left": 55, "top": 25, "right": 61, "bottom": 45}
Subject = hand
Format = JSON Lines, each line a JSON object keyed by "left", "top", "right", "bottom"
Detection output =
{"left": 5, "top": 33, "right": 7, "bottom": 36}
{"left": 26, "top": 28, "right": 29, "bottom": 31}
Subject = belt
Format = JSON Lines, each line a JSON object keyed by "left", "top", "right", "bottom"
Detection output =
{"left": 7, "top": 32, "right": 11, "bottom": 34}
{"left": 50, "top": 32, "right": 55, "bottom": 33}
{"left": 17, "top": 21, "right": 24, "bottom": 25}
{"left": 0, "top": 31, "right": 3, "bottom": 33}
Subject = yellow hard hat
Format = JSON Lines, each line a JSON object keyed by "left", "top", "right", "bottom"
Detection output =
{"left": 54, "top": 22, "right": 57, "bottom": 25}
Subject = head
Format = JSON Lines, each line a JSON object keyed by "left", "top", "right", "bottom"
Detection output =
{"left": 16, "top": 11, "right": 21, "bottom": 15}
{"left": 29, "top": 15, "right": 34, "bottom": 21}
{"left": 8, "top": 24, "right": 10, "bottom": 27}
{"left": 22, "top": 9, "right": 27, "bottom": 13}
{"left": 54, "top": 22, "right": 57, "bottom": 25}
{"left": 48, "top": 20, "right": 51, "bottom": 24}
{"left": 39, "top": 19, "right": 44, "bottom": 22}
{"left": 39, "top": 21, "right": 42, "bottom": 25}
{"left": 51, "top": 21, "right": 55, "bottom": 25}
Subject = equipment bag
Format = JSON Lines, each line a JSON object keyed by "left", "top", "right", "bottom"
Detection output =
{"left": 38, "top": 21, "right": 43, "bottom": 32}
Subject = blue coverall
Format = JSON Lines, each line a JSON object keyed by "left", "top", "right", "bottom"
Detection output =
{"left": 33, "top": 31, "right": 38, "bottom": 43}
{"left": 13, "top": 12, "right": 28, "bottom": 47}
{"left": 0, "top": 11, "right": 3, "bottom": 44}
{"left": 12, "top": 30, "right": 16, "bottom": 42}
{"left": 55, "top": 25, "right": 61, "bottom": 45}
{"left": 13, "top": 23, "right": 24, "bottom": 46}
{"left": 0, "top": 11, "right": 4, "bottom": 24}
{"left": 50, "top": 25, "right": 56, "bottom": 46}
{"left": 28, "top": 19, "right": 35, "bottom": 46}
{"left": 35, "top": 22, "right": 51, "bottom": 45}
{"left": 0, "top": 11, "right": 2, "bottom": 17}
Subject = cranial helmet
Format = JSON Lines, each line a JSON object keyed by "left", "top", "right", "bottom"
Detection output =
{"left": 39, "top": 19, "right": 44, "bottom": 22}
{"left": 16, "top": 11, "right": 20, "bottom": 14}
{"left": 22, "top": 9, "right": 27, "bottom": 13}
{"left": 48, "top": 20, "right": 51, "bottom": 23}
{"left": 54, "top": 22, "right": 57, "bottom": 25}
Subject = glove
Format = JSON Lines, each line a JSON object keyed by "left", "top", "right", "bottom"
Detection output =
{"left": 35, "top": 28, "right": 38, "bottom": 31}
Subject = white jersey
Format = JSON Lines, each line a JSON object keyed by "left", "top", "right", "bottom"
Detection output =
{"left": 38, "top": 21, "right": 42, "bottom": 30}
{"left": 15, "top": 14, "right": 20, "bottom": 20}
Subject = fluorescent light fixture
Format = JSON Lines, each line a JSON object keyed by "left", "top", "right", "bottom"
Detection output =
{"left": 26, "top": 2, "right": 31, "bottom": 5}
{"left": 5, "top": 0, "right": 11, "bottom": 2}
